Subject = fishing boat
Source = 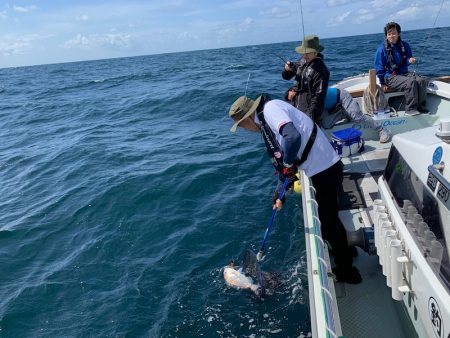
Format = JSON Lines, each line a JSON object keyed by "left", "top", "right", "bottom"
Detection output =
{"left": 302, "top": 71, "right": 450, "bottom": 337}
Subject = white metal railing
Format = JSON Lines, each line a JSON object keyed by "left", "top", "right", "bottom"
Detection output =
{"left": 301, "top": 170, "right": 339, "bottom": 338}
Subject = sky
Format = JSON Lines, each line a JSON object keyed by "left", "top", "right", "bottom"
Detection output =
{"left": 0, "top": 0, "right": 449, "bottom": 68}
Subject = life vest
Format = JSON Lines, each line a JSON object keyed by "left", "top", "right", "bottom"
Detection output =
{"left": 384, "top": 38, "right": 407, "bottom": 74}
{"left": 256, "top": 95, "right": 285, "bottom": 173}
{"left": 297, "top": 64, "right": 313, "bottom": 94}
{"left": 256, "top": 96, "right": 318, "bottom": 172}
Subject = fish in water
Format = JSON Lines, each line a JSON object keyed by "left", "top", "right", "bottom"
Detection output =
{"left": 223, "top": 251, "right": 283, "bottom": 297}
{"left": 223, "top": 261, "right": 262, "bottom": 295}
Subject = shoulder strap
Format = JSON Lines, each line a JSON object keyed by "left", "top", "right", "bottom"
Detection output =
{"left": 385, "top": 39, "right": 407, "bottom": 71}
{"left": 296, "top": 123, "right": 318, "bottom": 166}
{"left": 258, "top": 101, "right": 317, "bottom": 169}
{"left": 257, "top": 103, "right": 285, "bottom": 173}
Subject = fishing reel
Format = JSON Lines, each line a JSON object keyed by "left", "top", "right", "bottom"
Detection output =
{"left": 286, "top": 61, "right": 297, "bottom": 72}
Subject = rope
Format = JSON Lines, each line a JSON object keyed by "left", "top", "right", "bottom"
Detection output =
{"left": 363, "top": 86, "right": 376, "bottom": 116}
{"left": 363, "top": 84, "right": 389, "bottom": 116}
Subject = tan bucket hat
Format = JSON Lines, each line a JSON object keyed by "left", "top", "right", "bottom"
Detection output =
{"left": 295, "top": 35, "right": 324, "bottom": 54}
{"left": 229, "top": 95, "right": 262, "bottom": 132}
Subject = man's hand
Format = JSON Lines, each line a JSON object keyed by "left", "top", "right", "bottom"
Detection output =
{"left": 273, "top": 198, "right": 283, "bottom": 210}
{"left": 281, "top": 165, "right": 298, "bottom": 183}
{"left": 284, "top": 61, "right": 296, "bottom": 72}
{"left": 272, "top": 190, "right": 286, "bottom": 210}
{"left": 409, "top": 57, "right": 416, "bottom": 64}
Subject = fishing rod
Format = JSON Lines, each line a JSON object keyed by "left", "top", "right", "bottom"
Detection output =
{"left": 274, "top": 54, "right": 290, "bottom": 65}
{"left": 413, "top": 0, "right": 446, "bottom": 73}
{"left": 256, "top": 177, "right": 290, "bottom": 261}
{"left": 273, "top": 0, "right": 306, "bottom": 67}
{"left": 299, "top": 0, "right": 306, "bottom": 43}
{"left": 273, "top": 53, "right": 296, "bottom": 69}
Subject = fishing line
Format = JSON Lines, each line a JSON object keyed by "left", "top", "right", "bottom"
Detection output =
{"left": 273, "top": 0, "right": 305, "bottom": 67}
{"left": 394, "top": 0, "right": 446, "bottom": 112}
{"left": 413, "top": 0, "right": 447, "bottom": 73}
{"left": 244, "top": 73, "right": 251, "bottom": 97}
{"left": 299, "top": 0, "right": 306, "bottom": 42}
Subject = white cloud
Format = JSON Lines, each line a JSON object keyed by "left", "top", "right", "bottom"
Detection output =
{"left": 260, "top": 7, "right": 291, "bottom": 18}
{"left": 327, "top": 0, "right": 350, "bottom": 5}
{"left": 354, "top": 8, "right": 377, "bottom": 24}
{"left": 243, "top": 17, "right": 253, "bottom": 25}
{"left": 327, "top": 11, "right": 351, "bottom": 27}
{"left": 0, "top": 41, "right": 30, "bottom": 55}
{"left": 0, "top": 34, "right": 40, "bottom": 56}
{"left": 177, "top": 31, "right": 199, "bottom": 40}
{"left": 391, "top": 5, "right": 421, "bottom": 21}
{"left": 210, "top": 17, "right": 254, "bottom": 42}
{"left": 238, "top": 17, "right": 253, "bottom": 31}
{"left": 13, "top": 5, "right": 38, "bottom": 13}
{"left": 63, "top": 33, "right": 132, "bottom": 49}
{"left": 76, "top": 14, "right": 89, "bottom": 21}
{"left": 370, "top": 0, "right": 402, "bottom": 9}
{"left": 1, "top": 1, "right": 447, "bottom": 68}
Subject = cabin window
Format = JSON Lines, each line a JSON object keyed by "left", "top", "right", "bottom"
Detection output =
{"left": 384, "top": 146, "right": 450, "bottom": 290}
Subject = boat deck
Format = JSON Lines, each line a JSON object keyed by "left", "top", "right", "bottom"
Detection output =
{"left": 334, "top": 247, "right": 417, "bottom": 338}
{"left": 334, "top": 119, "right": 418, "bottom": 337}
{"left": 304, "top": 78, "right": 450, "bottom": 338}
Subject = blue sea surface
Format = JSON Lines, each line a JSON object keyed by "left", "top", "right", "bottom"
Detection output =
{"left": 0, "top": 27, "right": 449, "bottom": 337}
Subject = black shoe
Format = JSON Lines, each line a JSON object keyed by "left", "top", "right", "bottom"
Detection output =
{"left": 332, "top": 266, "right": 362, "bottom": 284}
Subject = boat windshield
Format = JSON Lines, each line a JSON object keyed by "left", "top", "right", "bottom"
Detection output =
{"left": 384, "top": 146, "right": 450, "bottom": 290}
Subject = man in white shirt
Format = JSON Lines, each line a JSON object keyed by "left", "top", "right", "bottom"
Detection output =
{"left": 229, "top": 95, "right": 362, "bottom": 284}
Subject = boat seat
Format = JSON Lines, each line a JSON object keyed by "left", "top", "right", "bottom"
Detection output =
{"left": 348, "top": 87, "right": 404, "bottom": 99}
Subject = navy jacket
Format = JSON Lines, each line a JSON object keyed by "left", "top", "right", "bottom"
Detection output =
{"left": 374, "top": 39, "right": 413, "bottom": 85}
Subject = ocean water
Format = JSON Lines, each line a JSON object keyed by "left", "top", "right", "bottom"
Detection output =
{"left": 0, "top": 27, "right": 449, "bottom": 337}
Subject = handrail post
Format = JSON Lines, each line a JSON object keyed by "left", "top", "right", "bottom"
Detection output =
{"left": 369, "top": 69, "right": 377, "bottom": 95}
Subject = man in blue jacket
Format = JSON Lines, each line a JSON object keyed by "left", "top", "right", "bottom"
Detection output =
{"left": 374, "top": 22, "right": 428, "bottom": 116}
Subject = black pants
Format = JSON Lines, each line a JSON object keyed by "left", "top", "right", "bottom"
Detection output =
{"left": 386, "top": 72, "right": 428, "bottom": 112}
{"left": 310, "top": 161, "right": 352, "bottom": 269}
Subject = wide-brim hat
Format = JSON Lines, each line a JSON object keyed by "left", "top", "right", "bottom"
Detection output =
{"left": 229, "top": 95, "right": 262, "bottom": 132}
{"left": 295, "top": 35, "right": 324, "bottom": 54}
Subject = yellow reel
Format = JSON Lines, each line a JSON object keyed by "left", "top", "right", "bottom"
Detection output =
{"left": 293, "top": 173, "right": 302, "bottom": 194}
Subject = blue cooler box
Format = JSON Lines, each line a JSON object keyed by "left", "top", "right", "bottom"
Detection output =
{"left": 331, "top": 128, "right": 364, "bottom": 157}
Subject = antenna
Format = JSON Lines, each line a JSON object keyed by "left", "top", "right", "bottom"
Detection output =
{"left": 244, "top": 73, "right": 251, "bottom": 97}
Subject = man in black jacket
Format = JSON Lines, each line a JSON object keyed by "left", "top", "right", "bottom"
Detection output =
{"left": 282, "top": 35, "right": 329, "bottom": 124}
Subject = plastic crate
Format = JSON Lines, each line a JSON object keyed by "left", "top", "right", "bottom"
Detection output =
{"left": 330, "top": 128, "right": 364, "bottom": 157}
